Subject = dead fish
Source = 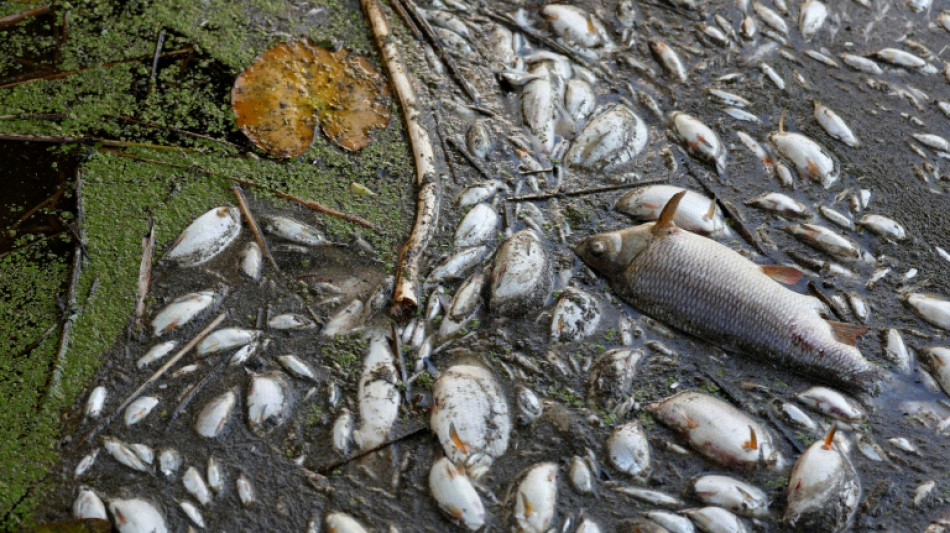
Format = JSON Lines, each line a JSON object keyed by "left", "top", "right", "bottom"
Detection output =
{"left": 159, "top": 448, "right": 180, "bottom": 477}
{"left": 522, "top": 66, "right": 556, "bottom": 152}
{"left": 606, "top": 422, "right": 651, "bottom": 479}
{"left": 178, "top": 500, "right": 205, "bottom": 528}
{"left": 874, "top": 48, "right": 926, "bottom": 69}
{"left": 691, "top": 475, "right": 769, "bottom": 518}
{"left": 542, "top": 5, "right": 606, "bottom": 48}
{"left": 124, "top": 396, "right": 159, "bottom": 426}
{"left": 804, "top": 50, "right": 839, "bottom": 68}
{"left": 753, "top": 2, "right": 788, "bottom": 34}
{"left": 575, "top": 518, "right": 603, "bottom": 533}
{"left": 614, "top": 185, "right": 732, "bottom": 238}
{"left": 435, "top": 26, "right": 473, "bottom": 56}
{"left": 277, "top": 354, "right": 317, "bottom": 381}
{"left": 197, "top": 327, "right": 261, "bottom": 355}
{"left": 670, "top": 112, "right": 727, "bottom": 175}
{"left": 239, "top": 242, "right": 262, "bottom": 280}
{"left": 457, "top": 182, "right": 503, "bottom": 209}
{"left": 108, "top": 498, "right": 167, "bottom": 533}
{"left": 882, "top": 328, "right": 911, "bottom": 374}
{"left": 354, "top": 333, "right": 400, "bottom": 450}
{"left": 246, "top": 372, "right": 291, "bottom": 434}
{"left": 920, "top": 346, "right": 950, "bottom": 396}
{"left": 268, "top": 313, "right": 316, "bottom": 330}
{"left": 183, "top": 466, "right": 212, "bottom": 506}
{"left": 429, "top": 246, "right": 488, "bottom": 283}
{"left": 785, "top": 224, "right": 861, "bottom": 261}
{"left": 236, "top": 474, "right": 255, "bottom": 507}
{"left": 566, "top": 104, "right": 648, "bottom": 171}
{"left": 772, "top": 400, "right": 818, "bottom": 430}
{"left": 439, "top": 271, "right": 485, "bottom": 338}
{"left": 103, "top": 437, "right": 150, "bottom": 473}
{"left": 760, "top": 63, "right": 785, "bottom": 90}
{"left": 651, "top": 41, "right": 688, "bottom": 83}
{"left": 466, "top": 121, "right": 492, "bottom": 160}
{"left": 85, "top": 386, "right": 107, "bottom": 419}
{"left": 740, "top": 15, "right": 758, "bottom": 39}
{"left": 818, "top": 205, "right": 855, "bottom": 231}
{"left": 709, "top": 89, "right": 751, "bottom": 107}
{"left": 513, "top": 462, "right": 558, "bottom": 533}
{"left": 73, "top": 488, "right": 107, "bottom": 520}
{"left": 576, "top": 194, "right": 879, "bottom": 391}
{"left": 858, "top": 214, "right": 906, "bottom": 240}
{"left": 74, "top": 450, "right": 98, "bottom": 479}
{"left": 569, "top": 456, "right": 594, "bottom": 494}
{"left": 163, "top": 206, "right": 241, "bottom": 267}
{"left": 904, "top": 293, "right": 950, "bottom": 330}
{"left": 151, "top": 290, "right": 216, "bottom": 336}
{"left": 260, "top": 215, "right": 327, "bottom": 246}
{"left": 586, "top": 348, "right": 644, "bottom": 409}
{"left": 455, "top": 203, "right": 500, "bottom": 249}
{"left": 799, "top": 0, "right": 828, "bottom": 39}
{"left": 490, "top": 230, "right": 552, "bottom": 317}
{"left": 424, "top": 9, "right": 470, "bottom": 39}
{"left": 796, "top": 386, "right": 864, "bottom": 422}
{"left": 325, "top": 511, "right": 369, "bottom": 533}
{"left": 647, "top": 391, "right": 783, "bottom": 469}
{"left": 681, "top": 507, "right": 749, "bottom": 533}
{"left": 746, "top": 193, "right": 810, "bottom": 219}
{"left": 332, "top": 409, "right": 355, "bottom": 455}
{"left": 429, "top": 457, "right": 486, "bottom": 531}
{"left": 643, "top": 510, "right": 696, "bottom": 533}
{"left": 431, "top": 364, "right": 510, "bottom": 479}
{"left": 516, "top": 386, "right": 542, "bottom": 425}
{"left": 612, "top": 485, "right": 684, "bottom": 507}
{"left": 840, "top": 53, "right": 882, "bottom": 74}
{"left": 564, "top": 79, "right": 596, "bottom": 126}
{"left": 813, "top": 102, "right": 859, "bottom": 147}
{"left": 784, "top": 427, "right": 860, "bottom": 532}
{"left": 136, "top": 341, "right": 176, "bottom": 369}
{"left": 769, "top": 131, "right": 838, "bottom": 187}
{"left": 322, "top": 299, "right": 366, "bottom": 338}
{"left": 550, "top": 287, "right": 601, "bottom": 342}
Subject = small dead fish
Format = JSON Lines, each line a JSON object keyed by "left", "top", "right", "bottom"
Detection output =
{"left": 796, "top": 386, "right": 864, "bottom": 422}
{"left": 912, "top": 133, "right": 949, "bottom": 151}
{"left": 840, "top": 53, "right": 882, "bottom": 74}
{"left": 268, "top": 313, "right": 316, "bottom": 330}
{"left": 429, "top": 246, "right": 488, "bottom": 283}
{"left": 799, "top": 0, "right": 828, "bottom": 39}
{"left": 691, "top": 475, "right": 769, "bottom": 518}
{"left": 586, "top": 348, "right": 644, "bottom": 410}
{"left": 490, "top": 230, "right": 552, "bottom": 317}
{"left": 566, "top": 104, "right": 648, "bottom": 171}
{"left": 606, "top": 422, "right": 651, "bottom": 479}
{"left": 239, "top": 242, "right": 262, "bottom": 280}
{"left": 163, "top": 207, "right": 241, "bottom": 267}
{"left": 108, "top": 498, "right": 167, "bottom": 533}
{"left": 813, "top": 102, "right": 859, "bottom": 147}
{"left": 353, "top": 333, "right": 400, "bottom": 450}
{"left": 325, "top": 512, "right": 369, "bottom": 533}
{"left": 760, "top": 63, "right": 785, "bottom": 90}
{"left": 455, "top": 203, "right": 500, "bottom": 249}
{"left": 124, "top": 396, "right": 159, "bottom": 426}
{"left": 615, "top": 185, "right": 732, "bottom": 238}
{"left": 466, "top": 121, "right": 492, "bottom": 160}
{"left": 183, "top": 466, "right": 212, "bottom": 506}
{"left": 709, "top": 89, "right": 751, "bottom": 107}
{"left": 753, "top": 2, "right": 788, "bottom": 34}
{"left": 564, "top": 79, "right": 596, "bottom": 126}
{"left": 550, "top": 287, "right": 601, "bottom": 342}
{"left": 746, "top": 193, "right": 810, "bottom": 219}
{"left": 85, "top": 386, "right": 107, "bottom": 419}
{"left": 332, "top": 409, "right": 355, "bottom": 455}
{"left": 785, "top": 427, "right": 860, "bottom": 531}
{"left": 151, "top": 290, "right": 216, "bottom": 337}
{"left": 73, "top": 488, "right": 107, "bottom": 520}
{"left": 542, "top": 5, "right": 607, "bottom": 48}
{"left": 670, "top": 111, "right": 727, "bottom": 175}
{"left": 919, "top": 346, "right": 950, "bottom": 396}
{"left": 159, "top": 448, "right": 180, "bottom": 477}
{"left": 277, "top": 354, "right": 318, "bottom": 381}
{"left": 874, "top": 48, "right": 926, "bottom": 69}
{"left": 612, "top": 485, "right": 684, "bottom": 507}
{"left": 236, "top": 474, "right": 255, "bottom": 507}
{"left": 439, "top": 271, "right": 485, "bottom": 338}
{"left": 178, "top": 500, "right": 205, "bottom": 529}
{"left": 681, "top": 507, "right": 749, "bottom": 533}
{"left": 197, "top": 327, "right": 261, "bottom": 356}
{"left": 569, "top": 456, "right": 594, "bottom": 494}
{"left": 818, "top": 205, "right": 855, "bottom": 231}
{"left": 772, "top": 400, "right": 818, "bottom": 430}
{"left": 651, "top": 41, "right": 688, "bottom": 83}
{"left": 260, "top": 215, "right": 328, "bottom": 246}
{"left": 74, "top": 450, "right": 98, "bottom": 479}
{"left": 429, "top": 457, "right": 485, "bottom": 531}
{"left": 785, "top": 224, "right": 860, "bottom": 261}
{"left": 103, "top": 437, "right": 150, "bottom": 473}
{"left": 858, "top": 214, "right": 906, "bottom": 240}
{"left": 517, "top": 386, "right": 542, "bottom": 425}
{"left": 247, "top": 372, "right": 291, "bottom": 434}
{"left": 769, "top": 131, "right": 838, "bottom": 187}
{"left": 904, "top": 293, "right": 950, "bottom": 330}
{"left": 513, "top": 462, "right": 559, "bottom": 533}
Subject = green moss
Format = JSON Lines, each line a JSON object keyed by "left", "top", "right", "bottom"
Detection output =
{"left": 0, "top": 0, "right": 414, "bottom": 527}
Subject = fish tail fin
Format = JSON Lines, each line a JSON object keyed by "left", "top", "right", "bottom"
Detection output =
{"left": 652, "top": 190, "right": 686, "bottom": 236}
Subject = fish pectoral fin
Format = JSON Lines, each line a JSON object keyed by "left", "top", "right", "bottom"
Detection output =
{"left": 652, "top": 190, "right": 686, "bottom": 236}
{"left": 828, "top": 320, "right": 867, "bottom": 346}
{"left": 760, "top": 265, "right": 804, "bottom": 285}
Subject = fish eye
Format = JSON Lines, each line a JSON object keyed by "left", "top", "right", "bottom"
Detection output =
{"left": 591, "top": 241, "right": 606, "bottom": 256}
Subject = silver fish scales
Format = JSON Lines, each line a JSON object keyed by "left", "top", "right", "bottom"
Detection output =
{"left": 575, "top": 192, "right": 880, "bottom": 392}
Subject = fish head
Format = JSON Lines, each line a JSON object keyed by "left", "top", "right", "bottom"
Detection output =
{"left": 573, "top": 224, "right": 655, "bottom": 278}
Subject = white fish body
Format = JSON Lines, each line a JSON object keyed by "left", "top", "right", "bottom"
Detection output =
{"left": 753, "top": 2, "right": 788, "bottom": 34}
{"left": 85, "top": 386, "right": 107, "bottom": 419}
{"left": 542, "top": 5, "right": 604, "bottom": 48}
{"left": 681, "top": 507, "right": 749, "bottom": 533}
{"left": 429, "top": 246, "right": 488, "bottom": 282}
{"left": 103, "top": 437, "right": 150, "bottom": 473}
{"left": 522, "top": 65, "right": 556, "bottom": 152}
{"left": 197, "top": 327, "right": 262, "bottom": 356}
{"left": 651, "top": 41, "right": 688, "bottom": 83}
{"left": 920, "top": 346, "right": 950, "bottom": 396}
{"left": 785, "top": 224, "right": 860, "bottom": 260}
{"left": 163, "top": 207, "right": 241, "bottom": 267}
{"left": 239, "top": 241, "right": 262, "bottom": 280}
{"left": 178, "top": 500, "right": 205, "bottom": 528}
{"left": 159, "top": 448, "right": 180, "bottom": 477}
{"left": 514, "top": 462, "right": 559, "bottom": 533}
{"left": 490, "top": 230, "right": 552, "bottom": 317}
{"left": 237, "top": 474, "right": 255, "bottom": 507}
{"left": 670, "top": 112, "right": 727, "bottom": 174}
{"left": 325, "top": 512, "right": 369, "bottom": 533}
{"left": 566, "top": 104, "right": 648, "bottom": 171}
{"left": 586, "top": 348, "right": 643, "bottom": 409}
{"left": 564, "top": 79, "right": 596, "bottom": 126}
{"left": 550, "top": 287, "right": 601, "bottom": 342}
{"left": 875, "top": 48, "right": 926, "bottom": 68}
{"left": 904, "top": 293, "right": 950, "bottom": 330}
{"left": 840, "top": 53, "right": 882, "bottom": 74}
{"left": 813, "top": 102, "right": 859, "bottom": 147}
{"left": 858, "top": 214, "right": 906, "bottom": 240}
{"left": 108, "top": 498, "right": 167, "bottom": 533}
{"left": 247, "top": 372, "right": 291, "bottom": 434}
{"left": 796, "top": 386, "right": 864, "bottom": 422}
{"left": 73, "top": 488, "right": 107, "bottom": 520}
{"left": 439, "top": 271, "right": 485, "bottom": 338}
{"left": 799, "top": 0, "right": 828, "bottom": 40}
{"left": 151, "top": 290, "right": 216, "bottom": 336}
{"left": 136, "top": 341, "right": 176, "bottom": 369}
{"left": 746, "top": 193, "right": 810, "bottom": 219}
{"left": 332, "top": 409, "right": 355, "bottom": 455}
{"left": 428, "top": 457, "right": 486, "bottom": 531}
{"left": 615, "top": 185, "right": 732, "bottom": 238}
{"left": 454, "top": 203, "right": 499, "bottom": 249}
{"left": 784, "top": 430, "right": 860, "bottom": 531}
{"left": 260, "top": 215, "right": 327, "bottom": 246}
{"left": 183, "top": 466, "right": 212, "bottom": 506}
{"left": 569, "top": 456, "right": 594, "bottom": 494}
{"left": 354, "top": 333, "right": 400, "bottom": 450}
{"left": 124, "top": 396, "right": 159, "bottom": 426}
{"left": 691, "top": 475, "right": 769, "bottom": 518}
{"left": 277, "top": 354, "right": 317, "bottom": 381}
{"left": 883, "top": 328, "right": 911, "bottom": 374}
{"left": 606, "top": 421, "right": 651, "bottom": 479}
{"left": 644, "top": 510, "right": 696, "bottom": 533}
{"left": 268, "top": 313, "right": 317, "bottom": 330}
{"left": 322, "top": 299, "right": 365, "bottom": 338}
{"left": 769, "top": 131, "right": 838, "bottom": 187}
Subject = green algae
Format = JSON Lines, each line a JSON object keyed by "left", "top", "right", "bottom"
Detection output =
{"left": 0, "top": 0, "right": 414, "bottom": 527}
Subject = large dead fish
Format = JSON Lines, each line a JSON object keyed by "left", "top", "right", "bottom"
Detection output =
{"left": 574, "top": 192, "right": 880, "bottom": 392}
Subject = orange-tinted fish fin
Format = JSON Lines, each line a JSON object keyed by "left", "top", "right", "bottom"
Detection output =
{"left": 704, "top": 199, "right": 717, "bottom": 221}
{"left": 761, "top": 265, "right": 804, "bottom": 285}
{"left": 684, "top": 414, "right": 699, "bottom": 429}
{"left": 828, "top": 321, "right": 867, "bottom": 346}
{"left": 822, "top": 424, "right": 837, "bottom": 450}
{"left": 742, "top": 426, "right": 758, "bottom": 451}
{"left": 449, "top": 422, "right": 470, "bottom": 455}
{"left": 652, "top": 191, "right": 686, "bottom": 236}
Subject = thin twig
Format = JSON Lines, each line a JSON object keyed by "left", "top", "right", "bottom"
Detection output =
{"left": 0, "top": 113, "right": 65, "bottom": 121}
{"left": 10, "top": 183, "right": 64, "bottom": 229}
{"left": 0, "top": 47, "right": 193, "bottom": 89}
{"left": 807, "top": 281, "right": 848, "bottom": 321}
{"left": 0, "top": 4, "right": 53, "bottom": 28}
{"left": 166, "top": 356, "right": 229, "bottom": 428}
{"left": 316, "top": 424, "right": 428, "bottom": 474}
{"left": 0, "top": 132, "right": 197, "bottom": 151}
{"left": 80, "top": 312, "right": 227, "bottom": 446}
{"left": 231, "top": 184, "right": 279, "bottom": 271}
{"left": 397, "top": 0, "right": 480, "bottom": 103}
{"left": 133, "top": 218, "right": 155, "bottom": 332}
{"left": 388, "top": 0, "right": 422, "bottom": 40}
{"left": 363, "top": 0, "right": 441, "bottom": 316}
{"left": 506, "top": 179, "right": 666, "bottom": 202}
{"left": 147, "top": 30, "right": 166, "bottom": 96}
{"left": 232, "top": 178, "right": 379, "bottom": 232}
{"left": 11, "top": 323, "right": 58, "bottom": 359}
{"left": 102, "top": 114, "right": 240, "bottom": 149}
{"left": 390, "top": 322, "right": 411, "bottom": 407}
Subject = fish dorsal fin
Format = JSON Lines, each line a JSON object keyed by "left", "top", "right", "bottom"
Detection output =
{"left": 652, "top": 190, "right": 686, "bottom": 236}
{"left": 828, "top": 320, "right": 867, "bottom": 346}
{"left": 761, "top": 265, "right": 804, "bottom": 285}
{"left": 822, "top": 424, "right": 838, "bottom": 450}
{"left": 704, "top": 199, "right": 717, "bottom": 221}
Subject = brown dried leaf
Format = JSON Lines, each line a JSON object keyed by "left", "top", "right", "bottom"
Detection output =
{"left": 232, "top": 41, "right": 392, "bottom": 157}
